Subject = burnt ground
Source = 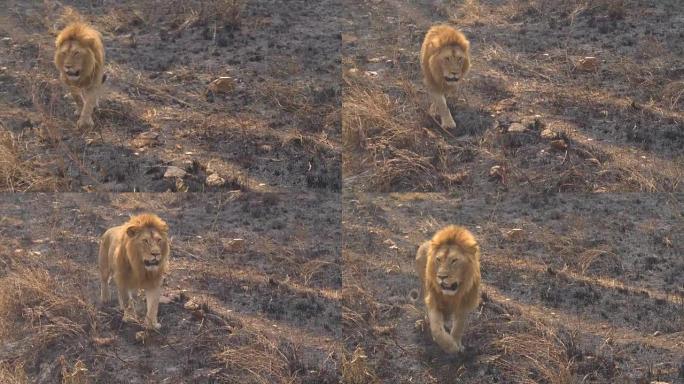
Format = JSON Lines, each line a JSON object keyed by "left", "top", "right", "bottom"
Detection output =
{"left": 0, "top": 0, "right": 341, "bottom": 192}
{"left": 342, "top": 193, "right": 683, "bottom": 383}
{"left": 0, "top": 192, "right": 341, "bottom": 383}
{"left": 343, "top": 0, "right": 684, "bottom": 193}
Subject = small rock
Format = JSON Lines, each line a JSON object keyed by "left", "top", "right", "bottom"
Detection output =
{"left": 504, "top": 228, "right": 524, "bottom": 241}
{"left": 652, "top": 331, "right": 661, "bottom": 337}
{"left": 507, "top": 122, "right": 526, "bottom": 133}
{"left": 540, "top": 128, "right": 558, "bottom": 140}
{"left": 586, "top": 158, "right": 601, "bottom": 166}
{"left": 184, "top": 298, "right": 200, "bottom": 311}
{"left": 550, "top": 139, "right": 568, "bottom": 151}
{"left": 208, "top": 77, "right": 235, "bottom": 93}
{"left": 576, "top": 56, "right": 600, "bottom": 72}
{"left": 131, "top": 131, "right": 160, "bottom": 148}
{"left": 223, "top": 238, "right": 246, "bottom": 252}
{"left": 489, "top": 165, "right": 504, "bottom": 179}
{"left": 206, "top": 173, "right": 226, "bottom": 187}
{"left": 164, "top": 166, "right": 186, "bottom": 178}
{"left": 259, "top": 144, "right": 273, "bottom": 153}
{"left": 383, "top": 239, "right": 398, "bottom": 250}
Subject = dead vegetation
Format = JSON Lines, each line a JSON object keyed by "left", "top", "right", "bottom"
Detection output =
{"left": 0, "top": 0, "right": 340, "bottom": 192}
{"left": 342, "top": 193, "right": 684, "bottom": 383}
{"left": 0, "top": 192, "right": 341, "bottom": 383}
{"left": 342, "top": 0, "right": 684, "bottom": 193}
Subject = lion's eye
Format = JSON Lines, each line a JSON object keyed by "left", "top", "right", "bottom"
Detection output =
{"left": 451, "top": 259, "right": 457, "bottom": 264}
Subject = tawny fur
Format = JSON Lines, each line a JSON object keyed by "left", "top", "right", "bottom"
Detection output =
{"left": 54, "top": 22, "right": 105, "bottom": 130}
{"left": 99, "top": 213, "right": 170, "bottom": 330}
{"left": 415, "top": 225, "right": 481, "bottom": 353}
{"left": 420, "top": 24, "right": 471, "bottom": 130}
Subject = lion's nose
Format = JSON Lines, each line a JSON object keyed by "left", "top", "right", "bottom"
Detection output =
{"left": 151, "top": 250, "right": 161, "bottom": 257}
{"left": 437, "top": 274, "right": 448, "bottom": 281}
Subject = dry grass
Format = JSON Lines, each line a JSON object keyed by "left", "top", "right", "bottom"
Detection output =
{"left": 0, "top": 262, "right": 97, "bottom": 384}
{"left": 341, "top": 346, "right": 379, "bottom": 384}
{"left": 342, "top": 0, "right": 684, "bottom": 193}
{"left": 343, "top": 75, "right": 476, "bottom": 191}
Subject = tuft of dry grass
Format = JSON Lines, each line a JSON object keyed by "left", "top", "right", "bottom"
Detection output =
{"left": 490, "top": 322, "right": 574, "bottom": 384}
{"left": 343, "top": 76, "right": 470, "bottom": 191}
{"left": 0, "top": 265, "right": 97, "bottom": 362}
{"left": 341, "top": 346, "right": 378, "bottom": 384}
{"left": 0, "top": 363, "right": 29, "bottom": 384}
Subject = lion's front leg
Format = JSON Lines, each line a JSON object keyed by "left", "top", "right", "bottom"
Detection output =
{"left": 69, "top": 86, "right": 83, "bottom": 116}
{"left": 430, "top": 91, "right": 456, "bottom": 130}
{"left": 449, "top": 312, "right": 468, "bottom": 352}
{"left": 77, "top": 86, "right": 98, "bottom": 130}
{"left": 427, "top": 307, "right": 460, "bottom": 353}
{"left": 144, "top": 286, "right": 162, "bottom": 330}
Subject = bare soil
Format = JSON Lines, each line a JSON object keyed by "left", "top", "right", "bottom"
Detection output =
{"left": 0, "top": 0, "right": 341, "bottom": 192}
{"left": 342, "top": 192, "right": 683, "bottom": 383}
{"left": 343, "top": 0, "right": 683, "bottom": 193}
{"left": 0, "top": 192, "right": 341, "bottom": 383}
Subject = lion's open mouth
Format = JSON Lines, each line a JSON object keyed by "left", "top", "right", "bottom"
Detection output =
{"left": 444, "top": 75, "right": 460, "bottom": 82}
{"left": 440, "top": 281, "right": 459, "bottom": 293}
{"left": 144, "top": 259, "right": 160, "bottom": 267}
{"left": 65, "top": 70, "right": 80, "bottom": 80}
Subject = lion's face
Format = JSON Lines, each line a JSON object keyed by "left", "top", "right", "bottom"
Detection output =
{"left": 126, "top": 226, "right": 168, "bottom": 272}
{"left": 431, "top": 45, "right": 469, "bottom": 85}
{"left": 431, "top": 244, "right": 475, "bottom": 296}
{"left": 55, "top": 39, "right": 95, "bottom": 84}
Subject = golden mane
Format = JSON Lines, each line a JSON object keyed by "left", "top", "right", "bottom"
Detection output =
{"left": 125, "top": 213, "right": 169, "bottom": 234}
{"left": 430, "top": 225, "right": 478, "bottom": 256}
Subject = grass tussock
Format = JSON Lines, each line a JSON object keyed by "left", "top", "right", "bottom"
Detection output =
{"left": 215, "top": 331, "right": 338, "bottom": 384}
{"left": 341, "top": 346, "right": 379, "bottom": 384}
{"left": 343, "top": 77, "right": 474, "bottom": 191}
{"left": 0, "top": 265, "right": 97, "bottom": 361}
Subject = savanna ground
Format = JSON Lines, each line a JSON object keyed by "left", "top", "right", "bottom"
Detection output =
{"left": 343, "top": 0, "right": 683, "bottom": 192}
{"left": 0, "top": 0, "right": 341, "bottom": 192}
{"left": 342, "top": 193, "right": 683, "bottom": 383}
{"left": 0, "top": 192, "right": 341, "bottom": 383}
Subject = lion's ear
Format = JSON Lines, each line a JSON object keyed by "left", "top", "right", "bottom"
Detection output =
{"left": 126, "top": 225, "right": 140, "bottom": 238}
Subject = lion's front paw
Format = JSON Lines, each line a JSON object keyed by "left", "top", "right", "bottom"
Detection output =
{"left": 146, "top": 318, "right": 161, "bottom": 330}
{"left": 449, "top": 340, "right": 465, "bottom": 354}
{"left": 77, "top": 116, "right": 94, "bottom": 130}
{"left": 441, "top": 117, "right": 457, "bottom": 130}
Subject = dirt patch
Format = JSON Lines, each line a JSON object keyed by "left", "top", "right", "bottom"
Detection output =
{"left": 0, "top": 192, "right": 341, "bottom": 383}
{"left": 342, "top": 0, "right": 683, "bottom": 192}
{"left": 0, "top": 0, "right": 341, "bottom": 192}
{"left": 342, "top": 193, "right": 683, "bottom": 383}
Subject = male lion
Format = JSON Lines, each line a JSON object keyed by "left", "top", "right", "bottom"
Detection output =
{"left": 420, "top": 24, "right": 470, "bottom": 131}
{"left": 415, "top": 225, "right": 480, "bottom": 353}
{"left": 54, "top": 22, "right": 105, "bottom": 130}
{"left": 99, "top": 213, "right": 170, "bottom": 330}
